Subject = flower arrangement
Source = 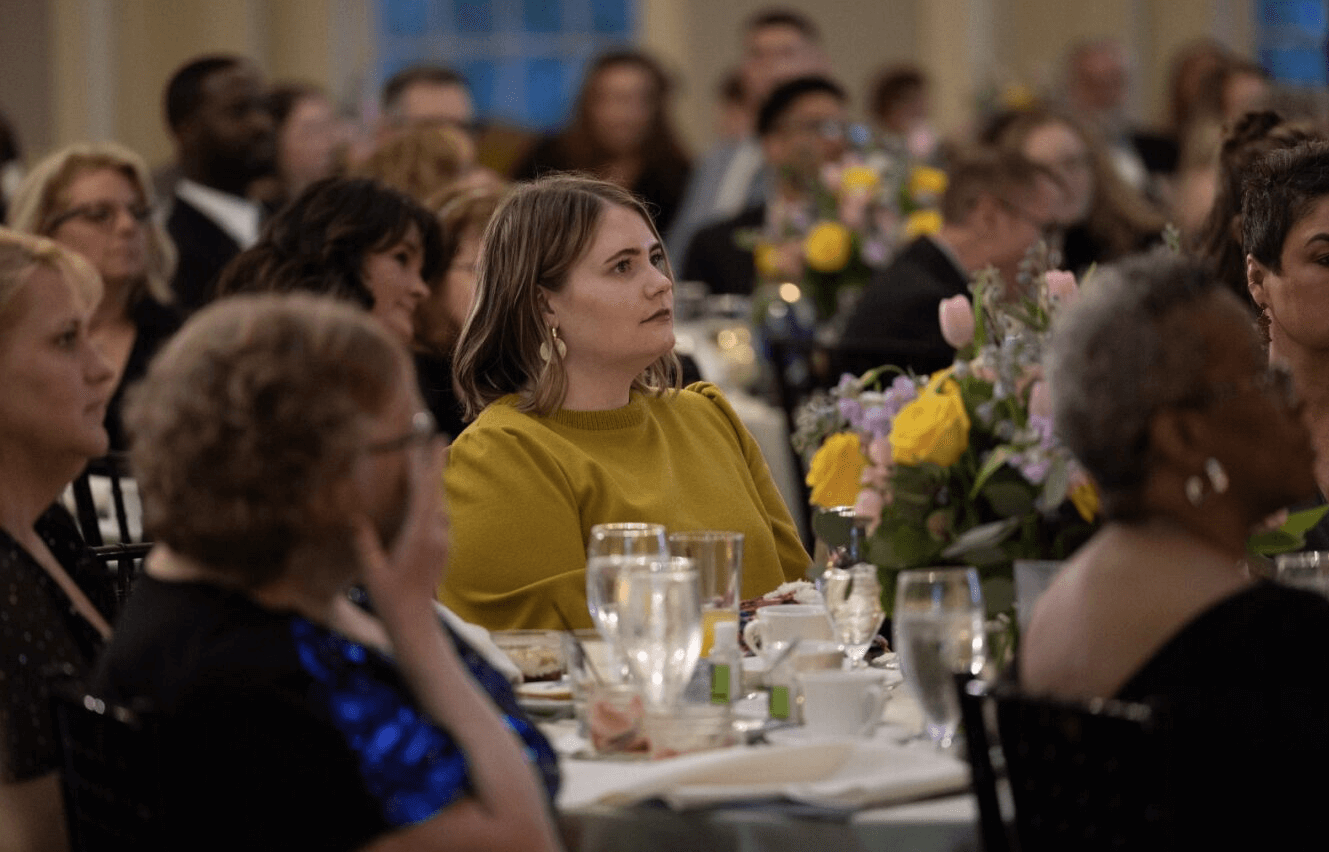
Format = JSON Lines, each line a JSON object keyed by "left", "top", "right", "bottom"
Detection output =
{"left": 793, "top": 246, "right": 1098, "bottom": 613}
{"left": 739, "top": 135, "right": 947, "bottom": 321}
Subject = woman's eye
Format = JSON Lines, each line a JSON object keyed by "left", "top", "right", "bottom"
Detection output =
{"left": 55, "top": 329, "right": 78, "bottom": 348}
{"left": 615, "top": 258, "right": 632, "bottom": 273}
{"left": 650, "top": 252, "right": 665, "bottom": 269}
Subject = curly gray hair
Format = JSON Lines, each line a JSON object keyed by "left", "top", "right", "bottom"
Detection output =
{"left": 1046, "top": 248, "right": 1227, "bottom": 519}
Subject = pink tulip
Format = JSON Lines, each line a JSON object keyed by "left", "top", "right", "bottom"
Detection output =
{"left": 938, "top": 295, "right": 975, "bottom": 349}
{"left": 1045, "top": 270, "right": 1078, "bottom": 304}
{"left": 854, "top": 488, "right": 885, "bottom": 534}
{"left": 1028, "top": 380, "right": 1053, "bottom": 419}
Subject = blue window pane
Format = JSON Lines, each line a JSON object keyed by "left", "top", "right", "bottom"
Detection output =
{"left": 1260, "top": 47, "right": 1328, "bottom": 85}
{"left": 1257, "top": 0, "right": 1327, "bottom": 29}
{"left": 523, "top": 0, "right": 562, "bottom": 32}
{"left": 453, "top": 0, "right": 494, "bottom": 33}
{"left": 525, "top": 58, "right": 578, "bottom": 130}
{"left": 460, "top": 59, "right": 499, "bottom": 115}
{"left": 382, "top": 0, "right": 429, "bottom": 35}
{"left": 590, "top": 0, "right": 631, "bottom": 34}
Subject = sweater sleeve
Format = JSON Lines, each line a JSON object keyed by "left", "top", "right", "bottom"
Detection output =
{"left": 440, "top": 412, "right": 592, "bottom": 630}
{"left": 687, "top": 382, "right": 812, "bottom": 583}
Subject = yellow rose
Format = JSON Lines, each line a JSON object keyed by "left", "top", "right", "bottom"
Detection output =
{"left": 1069, "top": 477, "right": 1100, "bottom": 522}
{"left": 806, "top": 432, "right": 866, "bottom": 508}
{"left": 903, "top": 209, "right": 943, "bottom": 239}
{"left": 753, "top": 242, "right": 781, "bottom": 279}
{"left": 804, "top": 222, "right": 853, "bottom": 272}
{"left": 908, "top": 166, "right": 948, "bottom": 197}
{"left": 840, "top": 165, "right": 880, "bottom": 193}
{"left": 890, "top": 378, "right": 971, "bottom": 467}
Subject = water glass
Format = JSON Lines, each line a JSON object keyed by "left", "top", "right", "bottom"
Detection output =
{"left": 586, "top": 523, "right": 668, "bottom": 675}
{"left": 667, "top": 530, "right": 743, "bottom": 656}
{"left": 826, "top": 563, "right": 885, "bottom": 668}
{"left": 893, "top": 567, "right": 986, "bottom": 749}
{"left": 616, "top": 557, "right": 703, "bottom": 709}
{"left": 1275, "top": 551, "right": 1329, "bottom": 598}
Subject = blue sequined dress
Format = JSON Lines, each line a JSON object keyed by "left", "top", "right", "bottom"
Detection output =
{"left": 92, "top": 575, "right": 559, "bottom": 851}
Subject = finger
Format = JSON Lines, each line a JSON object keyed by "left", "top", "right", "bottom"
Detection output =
{"left": 350, "top": 514, "right": 389, "bottom": 572}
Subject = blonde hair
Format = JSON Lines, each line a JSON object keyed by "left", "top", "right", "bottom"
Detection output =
{"left": 7, "top": 141, "right": 177, "bottom": 304}
{"left": 0, "top": 227, "right": 103, "bottom": 335}
{"left": 354, "top": 125, "right": 475, "bottom": 204}
{"left": 452, "top": 174, "right": 680, "bottom": 420}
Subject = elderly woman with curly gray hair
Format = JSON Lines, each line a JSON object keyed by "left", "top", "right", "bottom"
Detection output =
{"left": 1020, "top": 248, "right": 1329, "bottom": 848}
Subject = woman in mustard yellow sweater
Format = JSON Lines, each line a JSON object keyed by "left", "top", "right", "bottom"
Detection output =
{"left": 444, "top": 175, "right": 810, "bottom": 629}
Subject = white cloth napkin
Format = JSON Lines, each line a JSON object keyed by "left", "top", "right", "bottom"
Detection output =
{"left": 558, "top": 736, "right": 968, "bottom": 811}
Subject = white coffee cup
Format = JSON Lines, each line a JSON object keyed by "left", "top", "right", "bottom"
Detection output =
{"left": 798, "top": 669, "right": 890, "bottom": 737}
{"left": 742, "top": 604, "right": 835, "bottom": 657}
{"left": 792, "top": 639, "right": 846, "bottom": 673}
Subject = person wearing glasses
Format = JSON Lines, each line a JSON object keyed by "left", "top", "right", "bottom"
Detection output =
{"left": 681, "top": 74, "right": 849, "bottom": 296}
{"left": 1022, "top": 248, "right": 1329, "bottom": 848}
{"left": 839, "top": 147, "right": 1062, "bottom": 375}
{"left": 92, "top": 293, "right": 562, "bottom": 852}
{"left": 8, "top": 142, "right": 181, "bottom": 451}
{"left": 982, "top": 106, "right": 1165, "bottom": 276}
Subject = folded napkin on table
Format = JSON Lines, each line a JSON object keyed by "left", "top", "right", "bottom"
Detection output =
{"left": 558, "top": 739, "right": 968, "bottom": 811}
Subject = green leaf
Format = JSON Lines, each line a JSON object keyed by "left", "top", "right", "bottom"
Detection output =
{"left": 812, "top": 507, "right": 857, "bottom": 550}
{"left": 1246, "top": 505, "right": 1329, "bottom": 556}
{"left": 968, "top": 448, "right": 1012, "bottom": 500}
{"left": 982, "top": 480, "right": 1036, "bottom": 518}
{"left": 1282, "top": 505, "right": 1329, "bottom": 537}
{"left": 941, "top": 517, "right": 1021, "bottom": 560}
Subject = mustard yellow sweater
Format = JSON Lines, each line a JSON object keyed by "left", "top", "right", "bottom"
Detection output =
{"left": 440, "top": 382, "right": 811, "bottom": 630}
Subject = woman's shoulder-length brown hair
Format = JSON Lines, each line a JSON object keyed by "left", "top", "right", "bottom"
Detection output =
{"left": 452, "top": 173, "right": 680, "bottom": 421}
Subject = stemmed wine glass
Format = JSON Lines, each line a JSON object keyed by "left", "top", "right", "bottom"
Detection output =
{"left": 615, "top": 557, "right": 702, "bottom": 709}
{"left": 826, "top": 563, "right": 885, "bottom": 668}
{"left": 585, "top": 523, "right": 668, "bottom": 677}
{"left": 893, "top": 567, "right": 986, "bottom": 749}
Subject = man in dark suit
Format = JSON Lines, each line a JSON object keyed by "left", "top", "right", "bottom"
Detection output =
{"left": 682, "top": 75, "right": 848, "bottom": 296}
{"left": 164, "top": 55, "right": 274, "bottom": 313}
{"left": 840, "top": 149, "right": 1062, "bottom": 375}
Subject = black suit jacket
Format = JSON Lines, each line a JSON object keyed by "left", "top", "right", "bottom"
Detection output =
{"left": 839, "top": 235, "right": 970, "bottom": 376}
{"left": 167, "top": 195, "right": 242, "bottom": 314}
{"left": 680, "top": 205, "right": 765, "bottom": 296}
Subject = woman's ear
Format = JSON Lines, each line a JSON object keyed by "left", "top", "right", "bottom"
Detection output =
{"left": 1247, "top": 254, "right": 1269, "bottom": 308}
{"left": 1148, "top": 406, "right": 1209, "bottom": 479}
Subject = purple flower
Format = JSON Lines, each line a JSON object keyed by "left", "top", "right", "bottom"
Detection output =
{"left": 839, "top": 397, "right": 864, "bottom": 428}
{"left": 862, "top": 405, "right": 893, "bottom": 438}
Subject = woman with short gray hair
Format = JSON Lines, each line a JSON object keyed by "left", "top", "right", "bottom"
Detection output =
{"left": 1023, "top": 247, "right": 1329, "bottom": 847}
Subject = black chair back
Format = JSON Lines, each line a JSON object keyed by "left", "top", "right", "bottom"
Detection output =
{"left": 49, "top": 674, "right": 166, "bottom": 852}
{"left": 959, "top": 677, "right": 1174, "bottom": 852}
{"left": 70, "top": 453, "right": 149, "bottom": 604}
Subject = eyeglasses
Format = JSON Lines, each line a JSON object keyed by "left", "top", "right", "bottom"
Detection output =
{"left": 777, "top": 118, "right": 849, "bottom": 141}
{"left": 1181, "top": 364, "right": 1298, "bottom": 410}
{"left": 48, "top": 201, "right": 154, "bottom": 231}
{"left": 997, "top": 198, "right": 1059, "bottom": 239}
{"left": 364, "top": 411, "right": 438, "bottom": 454}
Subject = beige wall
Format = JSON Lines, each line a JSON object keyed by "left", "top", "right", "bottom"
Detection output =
{"left": 5, "top": 0, "right": 1255, "bottom": 172}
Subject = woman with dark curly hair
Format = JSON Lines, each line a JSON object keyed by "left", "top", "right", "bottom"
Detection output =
{"left": 215, "top": 176, "right": 450, "bottom": 347}
{"left": 512, "top": 50, "right": 691, "bottom": 233}
{"left": 1193, "top": 110, "right": 1320, "bottom": 313}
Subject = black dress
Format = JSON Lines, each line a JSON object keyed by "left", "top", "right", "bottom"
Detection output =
{"left": 1114, "top": 582, "right": 1329, "bottom": 847}
{"left": 0, "top": 505, "right": 117, "bottom": 782}
{"left": 93, "top": 576, "right": 560, "bottom": 852}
